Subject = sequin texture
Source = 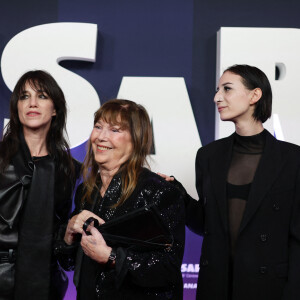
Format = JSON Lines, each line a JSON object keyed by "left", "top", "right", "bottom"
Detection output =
{"left": 60, "top": 168, "right": 185, "bottom": 299}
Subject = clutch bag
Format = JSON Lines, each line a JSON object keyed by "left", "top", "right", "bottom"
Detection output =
{"left": 83, "top": 204, "right": 173, "bottom": 250}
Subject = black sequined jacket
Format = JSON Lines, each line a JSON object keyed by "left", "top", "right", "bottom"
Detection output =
{"left": 58, "top": 168, "right": 185, "bottom": 299}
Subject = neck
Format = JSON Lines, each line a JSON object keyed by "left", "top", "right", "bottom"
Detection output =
{"left": 234, "top": 119, "right": 264, "bottom": 136}
{"left": 23, "top": 127, "right": 49, "bottom": 157}
{"left": 99, "top": 167, "right": 120, "bottom": 196}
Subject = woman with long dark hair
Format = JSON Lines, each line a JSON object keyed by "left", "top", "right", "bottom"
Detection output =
{"left": 0, "top": 70, "right": 80, "bottom": 300}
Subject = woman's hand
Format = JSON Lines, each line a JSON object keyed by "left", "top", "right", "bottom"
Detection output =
{"left": 64, "top": 210, "right": 105, "bottom": 245}
{"left": 157, "top": 172, "right": 174, "bottom": 182}
{"left": 81, "top": 226, "right": 112, "bottom": 264}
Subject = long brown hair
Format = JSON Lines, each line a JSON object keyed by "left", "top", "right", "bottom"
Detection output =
{"left": 81, "top": 99, "right": 152, "bottom": 207}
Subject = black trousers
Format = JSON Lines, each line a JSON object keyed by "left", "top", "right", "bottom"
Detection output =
{"left": 0, "top": 261, "right": 68, "bottom": 300}
{"left": 0, "top": 262, "right": 14, "bottom": 300}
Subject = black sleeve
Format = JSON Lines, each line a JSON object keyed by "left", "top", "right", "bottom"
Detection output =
{"left": 185, "top": 148, "right": 205, "bottom": 235}
{"left": 282, "top": 167, "right": 300, "bottom": 299}
{"left": 54, "top": 184, "right": 84, "bottom": 271}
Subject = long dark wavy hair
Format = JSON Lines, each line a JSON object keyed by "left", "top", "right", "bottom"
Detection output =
{"left": 82, "top": 99, "right": 152, "bottom": 207}
{"left": 0, "top": 70, "right": 74, "bottom": 177}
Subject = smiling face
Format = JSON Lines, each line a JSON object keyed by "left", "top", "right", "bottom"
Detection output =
{"left": 17, "top": 81, "right": 56, "bottom": 133}
{"left": 90, "top": 119, "right": 133, "bottom": 173}
{"left": 214, "top": 71, "right": 259, "bottom": 124}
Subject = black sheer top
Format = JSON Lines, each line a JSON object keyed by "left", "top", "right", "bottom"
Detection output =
{"left": 227, "top": 130, "right": 266, "bottom": 257}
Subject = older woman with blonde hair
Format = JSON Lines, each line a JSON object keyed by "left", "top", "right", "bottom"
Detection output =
{"left": 62, "top": 99, "right": 185, "bottom": 299}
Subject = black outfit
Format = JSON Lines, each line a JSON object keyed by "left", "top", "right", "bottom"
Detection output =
{"left": 227, "top": 130, "right": 265, "bottom": 298}
{"left": 185, "top": 130, "right": 300, "bottom": 300}
{"left": 227, "top": 130, "right": 265, "bottom": 256}
{"left": 59, "top": 168, "right": 185, "bottom": 300}
{"left": 0, "top": 137, "right": 80, "bottom": 300}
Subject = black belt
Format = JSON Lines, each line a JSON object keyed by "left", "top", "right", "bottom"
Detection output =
{"left": 0, "top": 249, "right": 16, "bottom": 263}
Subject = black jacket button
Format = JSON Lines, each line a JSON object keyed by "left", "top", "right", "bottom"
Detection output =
{"left": 273, "top": 203, "right": 280, "bottom": 211}
{"left": 259, "top": 266, "right": 267, "bottom": 274}
{"left": 200, "top": 259, "right": 209, "bottom": 266}
{"left": 260, "top": 234, "right": 267, "bottom": 242}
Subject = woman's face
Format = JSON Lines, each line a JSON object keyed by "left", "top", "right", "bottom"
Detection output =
{"left": 17, "top": 82, "right": 56, "bottom": 133}
{"left": 214, "top": 71, "right": 256, "bottom": 123}
{"left": 90, "top": 119, "right": 133, "bottom": 172}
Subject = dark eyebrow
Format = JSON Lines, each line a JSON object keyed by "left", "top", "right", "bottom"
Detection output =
{"left": 216, "top": 82, "right": 233, "bottom": 91}
{"left": 20, "top": 89, "right": 46, "bottom": 94}
{"left": 222, "top": 82, "right": 233, "bottom": 86}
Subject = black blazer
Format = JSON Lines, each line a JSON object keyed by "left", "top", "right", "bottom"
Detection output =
{"left": 186, "top": 130, "right": 300, "bottom": 300}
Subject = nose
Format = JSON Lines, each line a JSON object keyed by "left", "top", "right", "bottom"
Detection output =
{"left": 96, "top": 128, "right": 108, "bottom": 141}
{"left": 29, "top": 95, "right": 38, "bottom": 107}
{"left": 214, "top": 90, "right": 222, "bottom": 104}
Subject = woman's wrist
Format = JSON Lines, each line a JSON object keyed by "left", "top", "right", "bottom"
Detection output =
{"left": 106, "top": 247, "right": 117, "bottom": 268}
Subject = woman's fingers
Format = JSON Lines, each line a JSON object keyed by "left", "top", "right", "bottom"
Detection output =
{"left": 64, "top": 210, "right": 106, "bottom": 245}
{"left": 81, "top": 229, "right": 111, "bottom": 263}
{"left": 69, "top": 211, "right": 105, "bottom": 233}
{"left": 81, "top": 210, "right": 105, "bottom": 225}
{"left": 157, "top": 172, "right": 174, "bottom": 182}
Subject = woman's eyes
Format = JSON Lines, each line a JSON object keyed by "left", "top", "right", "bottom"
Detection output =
{"left": 215, "top": 86, "right": 231, "bottom": 93}
{"left": 19, "top": 94, "right": 28, "bottom": 100}
{"left": 18, "top": 93, "right": 48, "bottom": 100}
{"left": 39, "top": 93, "right": 48, "bottom": 99}
{"left": 94, "top": 124, "right": 121, "bottom": 132}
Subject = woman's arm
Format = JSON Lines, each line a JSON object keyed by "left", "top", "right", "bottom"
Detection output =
{"left": 185, "top": 148, "right": 205, "bottom": 235}
{"left": 158, "top": 148, "right": 206, "bottom": 235}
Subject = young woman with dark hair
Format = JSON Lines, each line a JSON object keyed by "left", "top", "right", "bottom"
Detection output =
{"left": 184, "top": 64, "right": 300, "bottom": 300}
{"left": 160, "top": 64, "right": 300, "bottom": 299}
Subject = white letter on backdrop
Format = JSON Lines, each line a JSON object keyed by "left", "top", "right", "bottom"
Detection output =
{"left": 1, "top": 22, "right": 100, "bottom": 148}
{"left": 118, "top": 77, "right": 201, "bottom": 197}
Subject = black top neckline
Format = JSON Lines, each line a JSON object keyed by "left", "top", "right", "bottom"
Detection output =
{"left": 32, "top": 155, "right": 50, "bottom": 161}
{"left": 233, "top": 129, "right": 266, "bottom": 154}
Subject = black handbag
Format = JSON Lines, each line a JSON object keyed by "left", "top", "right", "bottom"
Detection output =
{"left": 83, "top": 204, "right": 173, "bottom": 250}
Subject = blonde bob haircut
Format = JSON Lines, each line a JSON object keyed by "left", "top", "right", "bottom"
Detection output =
{"left": 81, "top": 99, "right": 152, "bottom": 207}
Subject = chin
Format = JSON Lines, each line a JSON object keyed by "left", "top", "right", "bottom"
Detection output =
{"left": 220, "top": 115, "right": 231, "bottom": 122}
{"left": 219, "top": 113, "right": 234, "bottom": 122}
